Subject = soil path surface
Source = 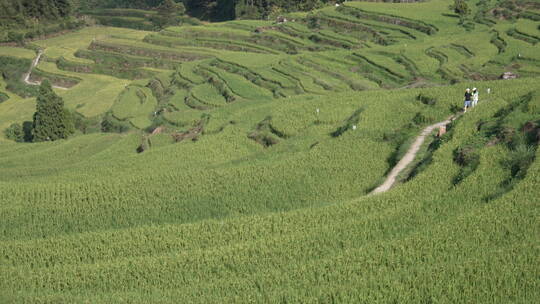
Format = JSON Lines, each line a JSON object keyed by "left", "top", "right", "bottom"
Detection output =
{"left": 23, "top": 50, "right": 69, "bottom": 90}
{"left": 371, "top": 116, "right": 456, "bottom": 194}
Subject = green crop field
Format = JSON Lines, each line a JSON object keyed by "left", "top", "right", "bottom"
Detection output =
{"left": 0, "top": 0, "right": 539, "bottom": 302}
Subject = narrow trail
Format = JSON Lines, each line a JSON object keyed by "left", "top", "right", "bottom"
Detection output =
{"left": 371, "top": 115, "right": 457, "bottom": 195}
{"left": 23, "top": 50, "right": 69, "bottom": 90}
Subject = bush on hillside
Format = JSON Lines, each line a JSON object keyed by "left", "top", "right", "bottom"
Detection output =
{"left": 505, "top": 143, "right": 536, "bottom": 179}
{"left": 452, "top": 0, "right": 470, "bottom": 17}
{"left": 68, "top": 110, "right": 101, "bottom": 134}
{"left": 4, "top": 120, "right": 34, "bottom": 142}
{"left": 416, "top": 93, "right": 437, "bottom": 105}
{"left": 4, "top": 123, "right": 25, "bottom": 142}
{"left": 7, "top": 31, "right": 24, "bottom": 45}
{"left": 101, "top": 112, "right": 132, "bottom": 133}
{"left": 0, "top": 92, "right": 9, "bottom": 103}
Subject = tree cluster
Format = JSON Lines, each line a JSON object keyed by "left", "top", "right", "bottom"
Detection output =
{"left": 151, "top": 0, "right": 186, "bottom": 28}
{"left": 182, "top": 0, "right": 333, "bottom": 21}
{"left": 77, "top": 0, "right": 334, "bottom": 21}
{"left": 79, "top": 0, "right": 172, "bottom": 10}
{"left": 5, "top": 80, "right": 74, "bottom": 142}
{"left": 234, "top": 0, "right": 328, "bottom": 20}
{"left": 452, "top": 0, "right": 470, "bottom": 17}
{"left": 0, "top": 0, "right": 73, "bottom": 27}
{"left": 0, "top": 0, "right": 86, "bottom": 43}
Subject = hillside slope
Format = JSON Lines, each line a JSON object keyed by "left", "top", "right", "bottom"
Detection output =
{"left": 0, "top": 0, "right": 539, "bottom": 302}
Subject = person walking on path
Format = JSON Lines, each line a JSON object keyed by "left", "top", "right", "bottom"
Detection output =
{"left": 464, "top": 88, "right": 472, "bottom": 112}
{"left": 472, "top": 87, "right": 479, "bottom": 107}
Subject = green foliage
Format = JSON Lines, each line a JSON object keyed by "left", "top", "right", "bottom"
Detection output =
{"left": 505, "top": 143, "right": 535, "bottom": 178}
{"left": 56, "top": 56, "right": 156, "bottom": 80}
{"left": 111, "top": 85, "right": 157, "bottom": 129}
{"left": 78, "top": 0, "right": 179, "bottom": 10}
{"left": 0, "top": 55, "right": 38, "bottom": 98}
{"left": 158, "top": 0, "right": 185, "bottom": 16}
{"left": 416, "top": 93, "right": 437, "bottom": 106}
{"left": 4, "top": 123, "right": 24, "bottom": 142}
{"left": 0, "top": 1, "right": 540, "bottom": 301}
{"left": 452, "top": 144, "right": 481, "bottom": 185}
{"left": 1, "top": 70, "right": 540, "bottom": 304}
{"left": 247, "top": 116, "right": 284, "bottom": 147}
{"left": 70, "top": 110, "right": 102, "bottom": 134}
{"left": 7, "top": 31, "right": 24, "bottom": 45}
{"left": 92, "top": 15, "right": 157, "bottom": 30}
{"left": 0, "top": 0, "right": 84, "bottom": 43}
{"left": 0, "top": 0, "right": 73, "bottom": 24}
{"left": 235, "top": 0, "right": 327, "bottom": 20}
{"left": 452, "top": 0, "right": 470, "bottom": 17}
{"left": 0, "top": 91, "right": 8, "bottom": 103}
{"left": 101, "top": 111, "right": 133, "bottom": 133}
{"left": 31, "top": 80, "right": 74, "bottom": 142}
{"left": 81, "top": 1, "right": 189, "bottom": 30}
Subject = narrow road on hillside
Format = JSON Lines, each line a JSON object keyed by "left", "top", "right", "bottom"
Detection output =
{"left": 23, "top": 50, "right": 69, "bottom": 90}
{"left": 371, "top": 115, "right": 456, "bottom": 194}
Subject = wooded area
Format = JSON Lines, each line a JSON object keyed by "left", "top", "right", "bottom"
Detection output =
{"left": 1, "top": 0, "right": 337, "bottom": 25}
{"left": 0, "top": 0, "right": 339, "bottom": 42}
{"left": 0, "top": 0, "right": 73, "bottom": 26}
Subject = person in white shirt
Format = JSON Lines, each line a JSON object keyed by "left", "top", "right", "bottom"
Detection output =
{"left": 472, "top": 87, "right": 479, "bottom": 107}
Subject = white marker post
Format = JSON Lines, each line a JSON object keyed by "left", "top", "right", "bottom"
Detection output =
{"left": 352, "top": 125, "right": 357, "bottom": 131}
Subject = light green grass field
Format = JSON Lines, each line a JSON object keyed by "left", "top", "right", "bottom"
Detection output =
{"left": 0, "top": 1, "right": 539, "bottom": 302}
{"left": 38, "top": 61, "right": 131, "bottom": 117}
{"left": 112, "top": 85, "right": 157, "bottom": 128}
{"left": 0, "top": 80, "right": 35, "bottom": 142}
{"left": 0, "top": 47, "right": 35, "bottom": 59}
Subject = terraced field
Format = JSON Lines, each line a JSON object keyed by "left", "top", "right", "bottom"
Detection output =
{"left": 2, "top": 0, "right": 539, "bottom": 135}
{"left": 0, "top": 0, "right": 539, "bottom": 302}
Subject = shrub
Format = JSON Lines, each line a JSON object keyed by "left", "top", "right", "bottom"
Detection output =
{"left": 7, "top": 31, "right": 24, "bottom": 45}
{"left": 505, "top": 144, "right": 536, "bottom": 179}
{"left": 416, "top": 93, "right": 437, "bottom": 105}
{"left": 452, "top": 145, "right": 480, "bottom": 185}
{"left": 4, "top": 123, "right": 25, "bottom": 142}
{"left": 412, "top": 112, "right": 433, "bottom": 125}
{"left": 101, "top": 112, "right": 132, "bottom": 133}
{"left": 0, "top": 92, "right": 9, "bottom": 103}
{"left": 69, "top": 110, "right": 101, "bottom": 134}
{"left": 453, "top": 0, "right": 470, "bottom": 17}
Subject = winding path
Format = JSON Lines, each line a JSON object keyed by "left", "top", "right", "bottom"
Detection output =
{"left": 371, "top": 115, "right": 457, "bottom": 194}
{"left": 23, "top": 50, "right": 69, "bottom": 90}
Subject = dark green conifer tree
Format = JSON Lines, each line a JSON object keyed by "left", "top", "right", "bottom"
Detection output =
{"left": 32, "top": 80, "right": 74, "bottom": 142}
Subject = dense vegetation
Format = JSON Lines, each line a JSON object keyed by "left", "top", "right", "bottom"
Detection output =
{"left": 80, "top": 0, "right": 338, "bottom": 20}
{"left": 0, "top": 0, "right": 73, "bottom": 22}
{"left": 0, "top": 0, "right": 83, "bottom": 43}
{"left": 182, "top": 0, "right": 338, "bottom": 21}
{"left": 0, "top": 0, "right": 539, "bottom": 302}
{"left": 31, "top": 80, "right": 74, "bottom": 142}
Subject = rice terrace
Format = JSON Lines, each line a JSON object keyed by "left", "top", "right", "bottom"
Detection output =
{"left": 0, "top": 0, "right": 539, "bottom": 302}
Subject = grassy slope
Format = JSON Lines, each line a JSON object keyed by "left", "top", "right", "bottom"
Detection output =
{"left": 0, "top": 0, "right": 539, "bottom": 302}
{"left": 0, "top": 81, "right": 538, "bottom": 302}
